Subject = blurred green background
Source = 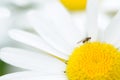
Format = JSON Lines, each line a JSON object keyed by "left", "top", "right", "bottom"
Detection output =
{"left": 0, "top": 61, "right": 6, "bottom": 75}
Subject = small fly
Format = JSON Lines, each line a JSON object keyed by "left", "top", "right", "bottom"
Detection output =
{"left": 77, "top": 37, "right": 91, "bottom": 44}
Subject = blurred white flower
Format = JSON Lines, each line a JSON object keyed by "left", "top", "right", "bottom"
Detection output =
{"left": 1, "top": 0, "right": 120, "bottom": 80}
{"left": 101, "top": 0, "right": 120, "bottom": 13}
{"left": 0, "top": 0, "right": 57, "bottom": 6}
{"left": 0, "top": 0, "right": 57, "bottom": 30}
{"left": 0, "top": 7, "right": 11, "bottom": 46}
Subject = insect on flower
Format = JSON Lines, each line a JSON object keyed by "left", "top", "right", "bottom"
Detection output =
{"left": 77, "top": 37, "right": 91, "bottom": 44}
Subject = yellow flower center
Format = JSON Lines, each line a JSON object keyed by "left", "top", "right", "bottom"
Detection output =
{"left": 60, "top": 0, "right": 86, "bottom": 11}
{"left": 66, "top": 42, "right": 120, "bottom": 80}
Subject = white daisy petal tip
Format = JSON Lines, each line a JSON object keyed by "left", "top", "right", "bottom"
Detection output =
{"left": 0, "top": 47, "right": 9, "bottom": 55}
{"left": 0, "top": 47, "right": 66, "bottom": 72}
{"left": 0, "top": 47, "right": 14, "bottom": 62}
{"left": 8, "top": 29, "right": 68, "bottom": 59}
{"left": 8, "top": 29, "right": 20, "bottom": 39}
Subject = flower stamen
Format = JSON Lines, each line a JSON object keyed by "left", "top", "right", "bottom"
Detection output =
{"left": 66, "top": 42, "right": 120, "bottom": 80}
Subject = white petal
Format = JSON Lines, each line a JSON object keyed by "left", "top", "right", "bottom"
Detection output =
{"left": 27, "top": 2, "right": 83, "bottom": 49}
{"left": 97, "top": 14, "right": 110, "bottom": 41}
{"left": 98, "top": 14, "right": 110, "bottom": 30}
{"left": 42, "top": 2, "right": 83, "bottom": 45}
{"left": 71, "top": 12, "right": 86, "bottom": 37}
{"left": 0, "top": 71, "right": 67, "bottom": 80}
{"left": 27, "top": 11, "right": 73, "bottom": 55}
{"left": 9, "top": 29, "right": 68, "bottom": 59}
{"left": 86, "top": 0, "right": 99, "bottom": 40}
{"left": 97, "top": 28, "right": 104, "bottom": 42}
{"left": 112, "top": 40, "right": 120, "bottom": 48}
{"left": 104, "top": 10, "right": 120, "bottom": 45}
{"left": 101, "top": 0, "right": 120, "bottom": 13}
{"left": 0, "top": 47, "right": 66, "bottom": 73}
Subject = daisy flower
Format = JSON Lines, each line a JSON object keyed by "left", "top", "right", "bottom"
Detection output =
{"left": 61, "top": 0, "right": 86, "bottom": 11}
{"left": 102, "top": 0, "right": 120, "bottom": 13}
{"left": 1, "top": 0, "right": 120, "bottom": 80}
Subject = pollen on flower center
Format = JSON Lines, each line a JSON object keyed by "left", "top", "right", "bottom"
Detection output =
{"left": 60, "top": 0, "right": 86, "bottom": 11}
{"left": 66, "top": 42, "right": 120, "bottom": 80}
